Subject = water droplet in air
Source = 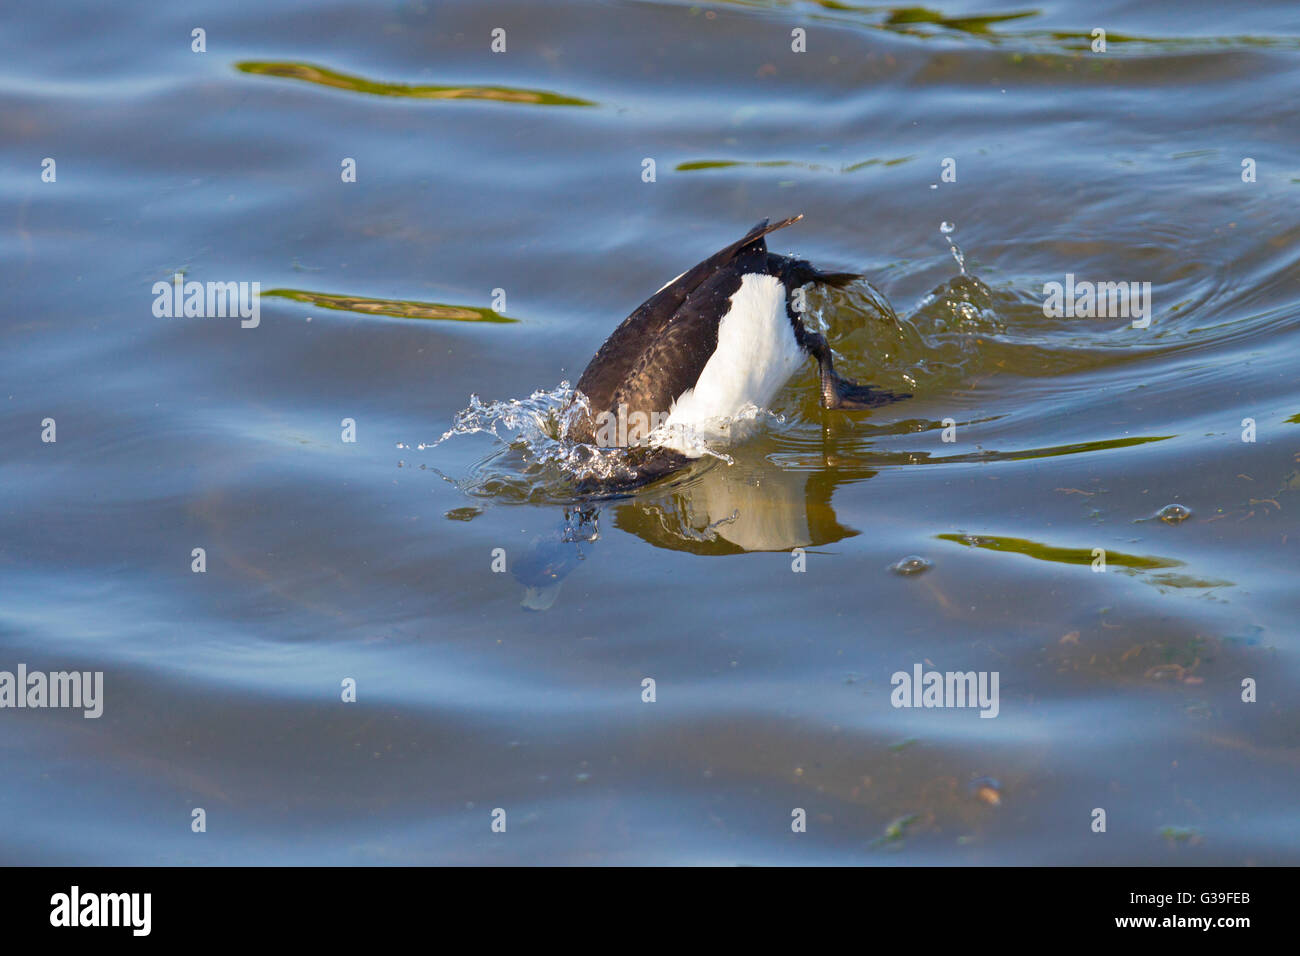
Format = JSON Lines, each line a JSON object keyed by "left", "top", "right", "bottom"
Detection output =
{"left": 939, "top": 222, "right": 966, "bottom": 274}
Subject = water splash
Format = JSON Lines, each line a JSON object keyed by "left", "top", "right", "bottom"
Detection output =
{"left": 427, "top": 383, "right": 645, "bottom": 499}
{"left": 905, "top": 223, "right": 1007, "bottom": 340}
{"left": 940, "top": 220, "right": 966, "bottom": 274}
{"left": 431, "top": 382, "right": 580, "bottom": 448}
{"left": 645, "top": 403, "right": 784, "bottom": 462}
{"left": 427, "top": 384, "right": 786, "bottom": 502}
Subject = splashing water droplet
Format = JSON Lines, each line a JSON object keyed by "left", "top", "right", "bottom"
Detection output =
{"left": 939, "top": 221, "right": 966, "bottom": 275}
{"left": 426, "top": 382, "right": 776, "bottom": 502}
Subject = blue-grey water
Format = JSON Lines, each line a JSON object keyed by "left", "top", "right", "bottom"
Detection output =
{"left": 2, "top": 0, "right": 1298, "bottom": 864}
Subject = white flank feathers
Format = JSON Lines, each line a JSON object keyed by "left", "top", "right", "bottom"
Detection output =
{"left": 658, "top": 273, "right": 803, "bottom": 455}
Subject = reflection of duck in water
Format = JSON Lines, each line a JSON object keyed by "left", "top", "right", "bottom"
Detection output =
{"left": 510, "top": 462, "right": 870, "bottom": 608}
{"left": 613, "top": 461, "right": 867, "bottom": 555}
{"left": 566, "top": 215, "right": 909, "bottom": 484}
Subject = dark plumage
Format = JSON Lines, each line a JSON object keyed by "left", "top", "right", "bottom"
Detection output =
{"left": 566, "top": 215, "right": 909, "bottom": 467}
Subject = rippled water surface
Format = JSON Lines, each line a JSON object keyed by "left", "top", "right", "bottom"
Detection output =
{"left": 3, "top": 0, "right": 1298, "bottom": 864}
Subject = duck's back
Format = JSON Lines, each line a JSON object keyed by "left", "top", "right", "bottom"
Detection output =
{"left": 571, "top": 217, "right": 803, "bottom": 444}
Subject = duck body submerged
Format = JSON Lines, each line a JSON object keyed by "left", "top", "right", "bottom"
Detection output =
{"left": 567, "top": 215, "right": 908, "bottom": 473}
